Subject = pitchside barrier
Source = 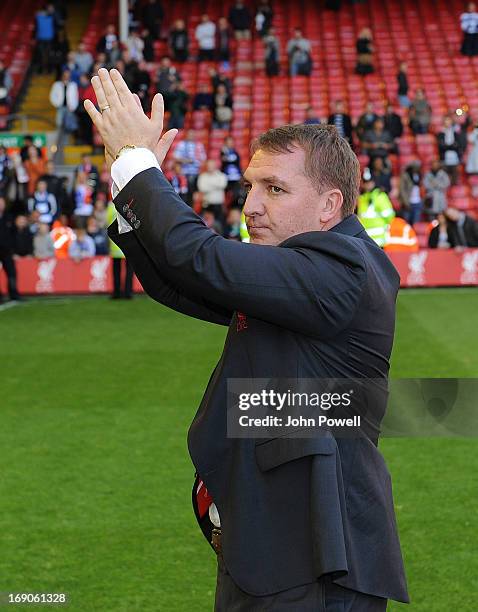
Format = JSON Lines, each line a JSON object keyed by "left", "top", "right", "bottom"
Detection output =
{"left": 1, "top": 250, "right": 478, "bottom": 294}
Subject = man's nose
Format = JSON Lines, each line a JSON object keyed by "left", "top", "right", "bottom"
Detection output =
{"left": 243, "top": 190, "right": 265, "bottom": 218}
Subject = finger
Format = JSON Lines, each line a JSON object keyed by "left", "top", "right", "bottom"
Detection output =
{"left": 150, "top": 93, "right": 164, "bottom": 135}
{"left": 98, "top": 67, "right": 122, "bottom": 107}
{"left": 155, "top": 128, "right": 178, "bottom": 164}
{"left": 132, "top": 93, "right": 142, "bottom": 108}
{"left": 110, "top": 68, "right": 136, "bottom": 106}
{"left": 91, "top": 75, "right": 109, "bottom": 111}
{"left": 84, "top": 99, "right": 104, "bottom": 128}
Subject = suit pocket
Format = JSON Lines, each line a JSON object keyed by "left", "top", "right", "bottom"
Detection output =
{"left": 255, "top": 434, "right": 335, "bottom": 472}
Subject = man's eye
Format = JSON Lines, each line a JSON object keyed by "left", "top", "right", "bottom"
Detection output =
{"left": 243, "top": 183, "right": 252, "bottom": 192}
{"left": 268, "top": 185, "right": 284, "bottom": 194}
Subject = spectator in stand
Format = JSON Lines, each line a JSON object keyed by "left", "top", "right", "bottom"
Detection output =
{"left": 217, "top": 17, "right": 231, "bottom": 66}
{"left": 165, "top": 161, "right": 189, "bottom": 202}
{"left": 356, "top": 102, "right": 378, "bottom": 141}
{"left": 362, "top": 118, "right": 394, "bottom": 164}
{"left": 224, "top": 207, "right": 242, "bottom": 240}
{"left": 75, "top": 154, "right": 99, "bottom": 199}
{"left": 383, "top": 104, "right": 403, "bottom": 140}
{"left": 74, "top": 42, "right": 93, "bottom": 75}
{"left": 195, "top": 15, "right": 216, "bottom": 62}
{"left": 157, "top": 57, "right": 180, "bottom": 94}
{"left": 33, "top": 222, "right": 55, "bottom": 258}
{"left": 131, "top": 60, "right": 151, "bottom": 110}
{"left": 20, "top": 136, "right": 42, "bottom": 163}
{"left": 50, "top": 215, "right": 75, "bottom": 258}
{"left": 96, "top": 24, "right": 118, "bottom": 57}
{"left": 201, "top": 208, "right": 224, "bottom": 235}
{"left": 40, "top": 159, "right": 70, "bottom": 214}
{"left": 11, "top": 153, "right": 29, "bottom": 206}
{"left": 86, "top": 216, "right": 108, "bottom": 255}
{"left": 73, "top": 171, "right": 94, "bottom": 227}
{"left": 141, "top": 28, "right": 155, "bottom": 63}
{"left": 209, "top": 67, "right": 232, "bottom": 94}
{"left": 221, "top": 136, "right": 242, "bottom": 204}
{"left": 437, "top": 115, "right": 462, "bottom": 185}
{"left": 106, "top": 41, "right": 123, "bottom": 68}
{"left": 428, "top": 212, "right": 456, "bottom": 248}
{"left": 287, "top": 29, "right": 312, "bottom": 76}
{"left": 173, "top": 129, "right": 207, "bottom": 200}
{"left": 0, "top": 196, "right": 20, "bottom": 302}
{"left": 34, "top": 6, "right": 56, "bottom": 73}
{"left": 399, "top": 161, "right": 423, "bottom": 226}
{"left": 126, "top": 29, "right": 144, "bottom": 63}
{"left": 213, "top": 83, "right": 233, "bottom": 129}
{"left": 193, "top": 83, "right": 214, "bottom": 112}
{"left": 120, "top": 50, "right": 141, "bottom": 90}
{"left": 466, "top": 119, "right": 478, "bottom": 174}
{"left": 424, "top": 160, "right": 450, "bottom": 217}
{"left": 106, "top": 200, "right": 133, "bottom": 298}
{"left": 396, "top": 61, "right": 410, "bottom": 107}
{"left": 229, "top": 1, "right": 252, "bottom": 40}
{"left": 62, "top": 51, "right": 81, "bottom": 85}
{"left": 0, "top": 146, "right": 12, "bottom": 196}
{"left": 370, "top": 157, "right": 392, "bottom": 194}
{"left": 327, "top": 100, "right": 352, "bottom": 144}
{"left": 13, "top": 214, "right": 34, "bottom": 257}
{"left": 164, "top": 81, "right": 189, "bottom": 129}
{"left": 357, "top": 169, "right": 395, "bottom": 247}
{"left": 69, "top": 226, "right": 95, "bottom": 260}
{"left": 77, "top": 73, "right": 97, "bottom": 144}
{"left": 355, "top": 28, "right": 374, "bottom": 75}
{"left": 93, "top": 197, "right": 108, "bottom": 229}
{"left": 197, "top": 159, "right": 228, "bottom": 221}
{"left": 169, "top": 20, "right": 189, "bottom": 63}
{"left": 305, "top": 107, "right": 322, "bottom": 125}
{"left": 0, "top": 60, "right": 13, "bottom": 107}
{"left": 264, "top": 27, "right": 280, "bottom": 76}
{"left": 28, "top": 179, "right": 57, "bottom": 225}
{"left": 255, "top": 0, "right": 273, "bottom": 37}
{"left": 24, "top": 147, "right": 47, "bottom": 196}
{"left": 460, "top": 2, "right": 478, "bottom": 56}
{"left": 142, "top": 0, "right": 164, "bottom": 40}
{"left": 443, "top": 207, "right": 478, "bottom": 247}
{"left": 49, "top": 69, "right": 79, "bottom": 131}
{"left": 409, "top": 89, "right": 432, "bottom": 135}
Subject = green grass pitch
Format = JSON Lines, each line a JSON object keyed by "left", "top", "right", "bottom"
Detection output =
{"left": 0, "top": 289, "right": 477, "bottom": 611}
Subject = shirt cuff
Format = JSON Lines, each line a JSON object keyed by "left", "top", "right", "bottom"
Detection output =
{"left": 111, "top": 148, "right": 161, "bottom": 234}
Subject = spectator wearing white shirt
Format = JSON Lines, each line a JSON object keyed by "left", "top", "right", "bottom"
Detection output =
{"left": 197, "top": 159, "right": 228, "bottom": 223}
{"left": 461, "top": 2, "right": 478, "bottom": 56}
{"left": 195, "top": 15, "right": 216, "bottom": 62}
{"left": 49, "top": 69, "right": 79, "bottom": 130}
{"left": 126, "top": 29, "right": 144, "bottom": 63}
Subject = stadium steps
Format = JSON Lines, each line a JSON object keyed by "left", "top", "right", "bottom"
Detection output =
{"left": 11, "top": 74, "right": 57, "bottom": 132}
{"left": 64, "top": 0, "right": 93, "bottom": 49}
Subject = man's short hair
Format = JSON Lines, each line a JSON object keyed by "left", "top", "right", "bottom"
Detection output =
{"left": 250, "top": 124, "right": 360, "bottom": 217}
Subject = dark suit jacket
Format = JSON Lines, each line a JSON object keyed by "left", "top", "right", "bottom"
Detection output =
{"left": 108, "top": 167, "right": 409, "bottom": 603}
{"left": 327, "top": 113, "right": 353, "bottom": 143}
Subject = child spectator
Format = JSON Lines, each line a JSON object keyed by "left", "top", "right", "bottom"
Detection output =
{"left": 33, "top": 222, "right": 55, "bottom": 258}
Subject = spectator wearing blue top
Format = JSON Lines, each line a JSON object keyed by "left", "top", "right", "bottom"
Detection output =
{"left": 69, "top": 227, "right": 95, "bottom": 260}
{"left": 34, "top": 6, "right": 56, "bottom": 74}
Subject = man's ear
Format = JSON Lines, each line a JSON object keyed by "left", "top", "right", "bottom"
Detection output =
{"left": 320, "top": 189, "right": 343, "bottom": 223}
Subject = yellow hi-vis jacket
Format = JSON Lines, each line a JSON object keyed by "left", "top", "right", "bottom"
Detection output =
{"left": 357, "top": 188, "right": 395, "bottom": 247}
{"left": 240, "top": 211, "right": 250, "bottom": 242}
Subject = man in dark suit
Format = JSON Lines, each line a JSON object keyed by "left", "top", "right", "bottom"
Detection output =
{"left": 445, "top": 207, "right": 478, "bottom": 247}
{"left": 85, "top": 68, "right": 409, "bottom": 610}
{"left": 328, "top": 99, "right": 353, "bottom": 145}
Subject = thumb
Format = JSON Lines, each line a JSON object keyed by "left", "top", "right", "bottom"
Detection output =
{"left": 155, "top": 128, "right": 178, "bottom": 166}
{"left": 150, "top": 93, "right": 164, "bottom": 134}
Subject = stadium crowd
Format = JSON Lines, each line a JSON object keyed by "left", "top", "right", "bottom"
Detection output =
{"left": 2, "top": 0, "right": 478, "bottom": 301}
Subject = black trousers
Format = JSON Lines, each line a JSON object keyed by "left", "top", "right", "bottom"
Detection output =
{"left": 214, "top": 554, "right": 387, "bottom": 611}
{"left": 112, "top": 257, "right": 133, "bottom": 297}
{"left": 0, "top": 251, "right": 19, "bottom": 300}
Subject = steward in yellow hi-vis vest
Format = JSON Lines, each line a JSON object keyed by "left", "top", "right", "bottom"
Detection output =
{"left": 357, "top": 169, "right": 395, "bottom": 247}
{"left": 239, "top": 211, "right": 250, "bottom": 243}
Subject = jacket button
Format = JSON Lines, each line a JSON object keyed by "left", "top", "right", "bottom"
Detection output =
{"left": 126, "top": 209, "right": 133, "bottom": 219}
{"left": 122, "top": 204, "right": 129, "bottom": 213}
{"left": 130, "top": 214, "right": 137, "bottom": 223}
{"left": 134, "top": 220, "right": 141, "bottom": 229}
